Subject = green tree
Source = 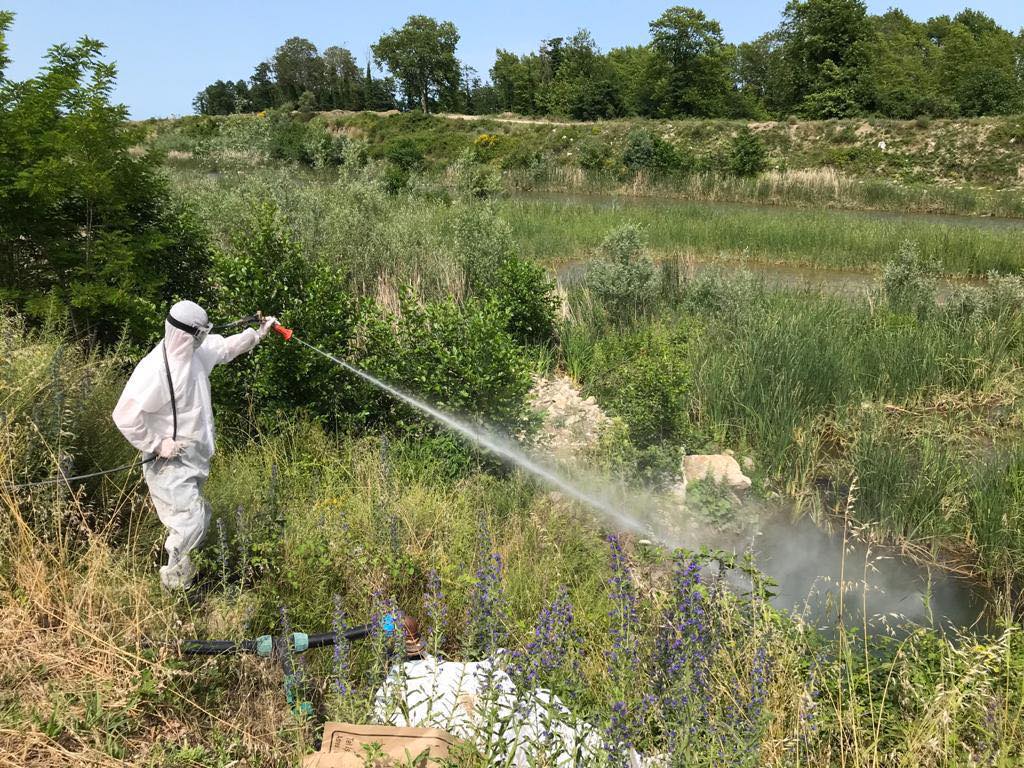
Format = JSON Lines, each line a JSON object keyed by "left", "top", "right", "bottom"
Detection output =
{"left": 372, "top": 15, "right": 460, "bottom": 113}
{"left": 491, "top": 49, "right": 545, "bottom": 114}
{"left": 728, "top": 127, "right": 768, "bottom": 177}
{"left": 0, "top": 15, "right": 211, "bottom": 343}
{"left": 859, "top": 10, "right": 952, "bottom": 118}
{"left": 541, "top": 30, "right": 622, "bottom": 119}
{"left": 779, "top": 0, "right": 871, "bottom": 117}
{"left": 735, "top": 31, "right": 790, "bottom": 116}
{"left": 648, "top": 6, "right": 733, "bottom": 117}
{"left": 608, "top": 45, "right": 660, "bottom": 117}
{"left": 272, "top": 37, "right": 325, "bottom": 106}
{"left": 248, "top": 61, "right": 278, "bottom": 110}
{"left": 193, "top": 79, "right": 249, "bottom": 115}
{"left": 322, "top": 46, "right": 362, "bottom": 110}
{"left": 931, "top": 11, "right": 1024, "bottom": 116}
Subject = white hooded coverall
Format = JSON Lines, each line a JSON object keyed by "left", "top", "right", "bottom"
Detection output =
{"left": 112, "top": 301, "right": 263, "bottom": 589}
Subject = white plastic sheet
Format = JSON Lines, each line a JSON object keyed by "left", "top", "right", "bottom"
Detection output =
{"left": 373, "top": 654, "right": 603, "bottom": 767}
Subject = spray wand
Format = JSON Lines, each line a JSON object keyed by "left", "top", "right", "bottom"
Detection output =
{"left": 216, "top": 312, "right": 294, "bottom": 340}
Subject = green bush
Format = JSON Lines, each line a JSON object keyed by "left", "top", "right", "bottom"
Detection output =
{"left": 448, "top": 204, "right": 557, "bottom": 346}
{"left": 210, "top": 201, "right": 366, "bottom": 429}
{"left": 303, "top": 119, "right": 348, "bottom": 167}
{"left": 582, "top": 322, "right": 694, "bottom": 479}
{"left": 382, "top": 137, "right": 425, "bottom": 171}
{"left": 576, "top": 136, "right": 612, "bottom": 170}
{"left": 210, "top": 200, "right": 536, "bottom": 434}
{"left": 585, "top": 224, "right": 661, "bottom": 324}
{"left": 728, "top": 127, "right": 768, "bottom": 177}
{"left": 357, "top": 293, "right": 533, "bottom": 432}
{"left": 266, "top": 112, "right": 312, "bottom": 163}
{"left": 484, "top": 257, "right": 558, "bottom": 346}
{"left": 882, "top": 240, "right": 940, "bottom": 318}
{"left": 621, "top": 128, "right": 680, "bottom": 173}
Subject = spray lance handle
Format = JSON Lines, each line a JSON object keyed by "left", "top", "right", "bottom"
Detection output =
{"left": 273, "top": 322, "right": 293, "bottom": 341}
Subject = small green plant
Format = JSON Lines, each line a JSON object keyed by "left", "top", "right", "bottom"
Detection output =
{"left": 882, "top": 240, "right": 940, "bottom": 317}
{"left": 585, "top": 223, "right": 661, "bottom": 324}
{"left": 621, "top": 128, "right": 680, "bottom": 174}
{"left": 728, "top": 127, "right": 768, "bottom": 177}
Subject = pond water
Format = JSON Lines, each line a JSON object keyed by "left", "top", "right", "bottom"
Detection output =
{"left": 713, "top": 510, "right": 994, "bottom": 636}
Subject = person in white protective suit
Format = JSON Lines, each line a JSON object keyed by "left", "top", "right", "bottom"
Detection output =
{"left": 112, "top": 300, "right": 279, "bottom": 590}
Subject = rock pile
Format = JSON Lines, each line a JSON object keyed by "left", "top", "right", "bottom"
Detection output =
{"left": 528, "top": 376, "right": 611, "bottom": 460}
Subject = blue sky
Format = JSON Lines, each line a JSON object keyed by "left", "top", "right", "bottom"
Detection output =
{"left": 3, "top": 1, "right": 1022, "bottom": 118}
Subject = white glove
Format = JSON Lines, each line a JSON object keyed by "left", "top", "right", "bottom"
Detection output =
{"left": 257, "top": 315, "right": 279, "bottom": 340}
{"left": 157, "top": 438, "right": 185, "bottom": 459}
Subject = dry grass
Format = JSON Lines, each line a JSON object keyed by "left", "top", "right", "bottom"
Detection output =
{"left": 0, "top": 497, "right": 307, "bottom": 767}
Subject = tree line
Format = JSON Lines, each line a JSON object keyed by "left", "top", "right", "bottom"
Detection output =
{"left": 195, "top": 1, "right": 1024, "bottom": 120}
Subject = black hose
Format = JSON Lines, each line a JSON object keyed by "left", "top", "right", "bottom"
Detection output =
{"left": 307, "top": 624, "right": 372, "bottom": 648}
{"left": 4, "top": 456, "right": 156, "bottom": 491}
{"left": 174, "top": 624, "right": 375, "bottom": 656}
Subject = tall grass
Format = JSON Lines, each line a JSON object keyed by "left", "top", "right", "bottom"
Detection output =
{"left": 498, "top": 196, "right": 1024, "bottom": 275}
{"left": 4, "top": 412, "right": 1023, "bottom": 766}
{"left": 510, "top": 165, "right": 1024, "bottom": 219}
{"left": 565, "top": 267, "right": 1024, "bottom": 586}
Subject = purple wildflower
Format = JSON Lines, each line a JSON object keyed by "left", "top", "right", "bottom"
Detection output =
{"left": 469, "top": 552, "right": 506, "bottom": 657}
{"left": 423, "top": 568, "right": 447, "bottom": 650}
{"left": 604, "top": 701, "right": 633, "bottom": 768}
{"left": 657, "top": 554, "right": 713, "bottom": 728}
{"left": 607, "top": 534, "right": 639, "bottom": 671}
{"left": 512, "top": 586, "right": 580, "bottom": 688}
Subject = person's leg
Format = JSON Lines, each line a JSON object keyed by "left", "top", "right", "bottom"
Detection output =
{"left": 144, "top": 458, "right": 211, "bottom": 589}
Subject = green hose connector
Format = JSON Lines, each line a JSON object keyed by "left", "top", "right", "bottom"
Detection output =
{"left": 291, "top": 632, "right": 309, "bottom": 653}
{"left": 255, "top": 635, "right": 273, "bottom": 657}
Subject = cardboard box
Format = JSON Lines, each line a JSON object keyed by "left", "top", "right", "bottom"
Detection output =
{"left": 303, "top": 723, "right": 458, "bottom": 768}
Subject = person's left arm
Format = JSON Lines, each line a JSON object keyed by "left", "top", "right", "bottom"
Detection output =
{"left": 205, "top": 317, "right": 279, "bottom": 366}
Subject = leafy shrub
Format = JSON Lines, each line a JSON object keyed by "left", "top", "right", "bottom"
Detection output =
{"left": 448, "top": 204, "right": 557, "bottom": 345}
{"left": 211, "top": 201, "right": 536, "bottom": 434}
{"left": 211, "top": 113, "right": 272, "bottom": 158}
{"left": 382, "top": 164, "right": 411, "bottom": 194}
{"left": 297, "top": 90, "right": 317, "bottom": 113}
{"left": 357, "top": 294, "right": 533, "bottom": 431}
{"left": 382, "top": 137, "right": 425, "bottom": 171}
{"left": 586, "top": 224, "right": 661, "bottom": 324}
{"left": 622, "top": 128, "right": 680, "bottom": 173}
{"left": 582, "top": 321, "right": 694, "bottom": 479}
{"left": 472, "top": 132, "right": 504, "bottom": 163}
{"left": 210, "top": 201, "right": 366, "bottom": 428}
{"left": 266, "top": 111, "right": 312, "bottom": 163}
{"left": 728, "top": 127, "right": 768, "bottom": 177}
{"left": 882, "top": 241, "right": 939, "bottom": 317}
{"left": 499, "top": 141, "right": 542, "bottom": 171}
{"left": 484, "top": 257, "right": 558, "bottom": 345}
{"left": 303, "top": 119, "right": 348, "bottom": 167}
{"left": 450, "top": 149, "right": 502, "bottom": 198}
{"left": 576, "top": 136, "right": 612, "bottom": 170}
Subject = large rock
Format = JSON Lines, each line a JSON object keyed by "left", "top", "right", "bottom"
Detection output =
{"left": 682, "top": 453, "right": 752, "bottom": 491}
